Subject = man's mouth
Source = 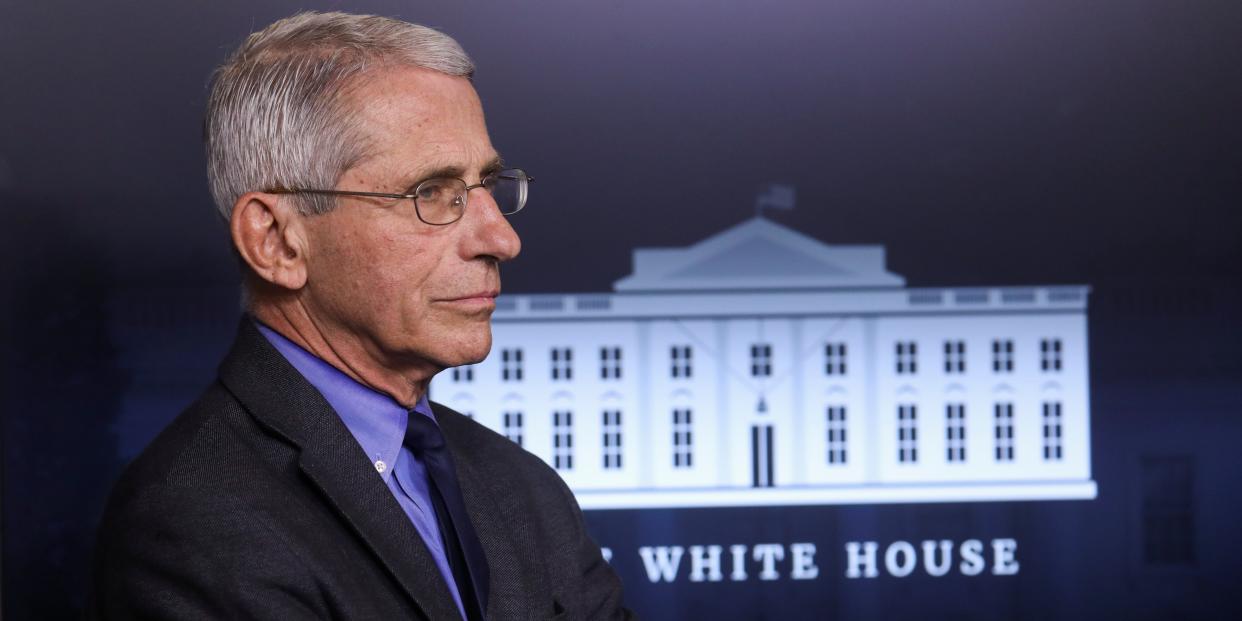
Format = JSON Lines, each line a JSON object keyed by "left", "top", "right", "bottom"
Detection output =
{"left": 436, "top": 291, "right": 499, "bottom": 310}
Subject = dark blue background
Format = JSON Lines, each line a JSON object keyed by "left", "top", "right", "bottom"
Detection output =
{"left": 2, "top": 0, "right": 1240, "bottom": 618}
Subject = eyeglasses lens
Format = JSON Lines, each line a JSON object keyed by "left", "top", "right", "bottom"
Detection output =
{"left": 415, "top": 178, "right": 464, "bottom": 224}
{"left": 413, "top": 169, "right": 529, "bottom": 224}
{"left": 491, "top": 169, "right": 528, "bottom": 215}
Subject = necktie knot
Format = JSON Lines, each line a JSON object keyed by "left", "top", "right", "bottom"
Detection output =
{"left": 405, "top": 412, "right": 447, "bottom": 453}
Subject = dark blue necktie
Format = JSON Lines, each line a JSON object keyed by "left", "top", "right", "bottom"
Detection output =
{"left": 404, "top": 413, "right": 489, "bottom": 621}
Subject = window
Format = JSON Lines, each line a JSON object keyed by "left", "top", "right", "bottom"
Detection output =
{"left": 943, "top": 341, "right": 966, "bottom": 374}
{"left": 552, "top": 411, "right": 573, "bottom": 470}
{"left": 501, "top": 348, "right": 523, "bottom": 381}
{"left": 897, "top": 405, "right": 918, "bottom": 463}
{"left": 599, "top": 346, "right": 622, "bottom": 380}
{"left": 825, "top": 343, "right": 847, "bottom": 375}
{"left": 896, "top": 341, "right": 918, "bottom": 374}
{"left": 502, "top": 411, "right": 523, "bottom": 447}
{"left": 826, "top": 406, "right": 847, "bottom": 465}
{"left": 945, "top": 403, "right": 966, "bottom": 463}
{"left": 1040, "top": 339, "right": 1063, "bottom": 372}
{"left": 672, "top": 408, "right": 693, "bottom": 467}
{"left": 550, "top": 347, "right": 573, "bottom": 381}
{"left": 670, "top": 345, "right": 693, "bottom": 379}
{"left": 751, "top": 343, "right": 772, "bottom": 377}
{"left": 1042, "top": 401, "right": 1063, "bottom": 461}
{"left": 994, "top": 402, "right": 1015, "bottom": 461}
{"left": 602, "top": 410, "right": 623, "bottom": 469}
{"left": 1142, "top": 456, "right": 1195, "bottom": 565}
{"left": 451, "top": 365, "right": 474, "bottom": 382}
{"left": 992, "top": 339, "right": 1014, "bottom": 373}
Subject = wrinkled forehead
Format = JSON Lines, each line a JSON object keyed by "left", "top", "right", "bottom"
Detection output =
{"left": 345, "top": 64, "right": 494, "bottom": 178}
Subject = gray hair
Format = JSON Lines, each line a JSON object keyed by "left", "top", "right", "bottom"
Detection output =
{"left": 205, "top": 11, "right": 475, "bottom": 219}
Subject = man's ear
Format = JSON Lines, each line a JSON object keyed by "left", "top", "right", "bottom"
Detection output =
{"left": 230, "top": 192, "right": 309, "bottom": 291}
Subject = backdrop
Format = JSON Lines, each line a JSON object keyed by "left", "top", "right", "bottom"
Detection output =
{"left": 2, "top": 0, "right": 1240, "bottom": 618}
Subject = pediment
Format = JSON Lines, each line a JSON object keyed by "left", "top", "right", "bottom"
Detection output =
{"left": 613, "top": 217, "right": 905, "bottom": 292}
{"left": 668, "top": 236, "right": 851, "bottom": 279}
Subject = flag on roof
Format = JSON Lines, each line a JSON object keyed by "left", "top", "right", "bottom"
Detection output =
{"left": 756, "top": 184, "right": 796, "bottom": 214}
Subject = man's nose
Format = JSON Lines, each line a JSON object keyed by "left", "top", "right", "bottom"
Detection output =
{"left": 463, "top": 187, "right": 521, "bottom": 262}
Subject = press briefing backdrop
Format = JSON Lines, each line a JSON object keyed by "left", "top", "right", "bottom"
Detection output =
{"left": 2, "top": 0, "right": 1241, "bottom": 618}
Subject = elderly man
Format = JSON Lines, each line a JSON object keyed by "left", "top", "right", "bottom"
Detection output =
{"left": 90, "top": 11, "right": 632, "bottom": 620}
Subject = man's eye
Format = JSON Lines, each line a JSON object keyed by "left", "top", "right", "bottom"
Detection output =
{"left": 417, "top": 179, "right": 455, "bottom": 202}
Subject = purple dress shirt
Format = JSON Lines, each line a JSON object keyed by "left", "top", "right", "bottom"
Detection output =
{"left": 257, "top": 322, "right": 467, "bottom": 619}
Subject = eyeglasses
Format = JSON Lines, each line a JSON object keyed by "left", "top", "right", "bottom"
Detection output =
{"left": 266, "top": 168, "right": 532, "bottom": 225}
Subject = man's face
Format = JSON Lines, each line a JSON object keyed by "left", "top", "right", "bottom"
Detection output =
{"left": 298, "top": 65, "right": 521, "bottom": 375}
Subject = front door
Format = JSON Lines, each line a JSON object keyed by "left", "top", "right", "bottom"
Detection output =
{"left": 751, "top": 424, "right": 774, "bottom": 487}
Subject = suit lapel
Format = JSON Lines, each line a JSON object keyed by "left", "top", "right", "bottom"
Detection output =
{"left": 217, "top": 319, "right": 462, "bottom": 620}
{"left": 434, "top": 403, "right": 534, "bottom": 619}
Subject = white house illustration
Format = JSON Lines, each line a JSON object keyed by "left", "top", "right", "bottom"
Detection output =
{"left": 430, "top": 217, "right": 1097, "bottom": 510}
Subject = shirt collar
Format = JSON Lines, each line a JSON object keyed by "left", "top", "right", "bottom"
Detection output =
{"left": 255, "top": 320, "right": 436, "bottom": 481}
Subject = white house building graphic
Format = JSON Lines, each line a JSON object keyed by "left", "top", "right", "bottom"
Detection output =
{"left": 431, "top": 217, "right": 1097, "bottom": 509}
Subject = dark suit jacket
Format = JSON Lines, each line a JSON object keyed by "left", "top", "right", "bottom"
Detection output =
{"left": 90, "top": 319, "right": 632, "bottom": 620}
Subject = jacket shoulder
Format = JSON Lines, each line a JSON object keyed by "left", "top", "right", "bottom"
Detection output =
{"left": 90, "top": 383, "right": 326, "bottom": 618}
{"left": 106, "top": 381, "right": 280, "bottom": 504}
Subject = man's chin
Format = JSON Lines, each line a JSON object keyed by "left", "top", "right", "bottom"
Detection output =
{"left": 439, "top": 328, "right": 493, "bottom": 368}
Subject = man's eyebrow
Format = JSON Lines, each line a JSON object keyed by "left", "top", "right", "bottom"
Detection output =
{"left": 480, "top": 154, "right": 505, "bottom": 174}
{"left": 402, "top": 165, "right": 465, "bottom": 191}
{"left": 400, "top": 155, "right": 505, "bottom": 192}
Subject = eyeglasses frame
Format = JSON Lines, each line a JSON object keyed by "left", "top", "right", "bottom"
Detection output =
{"left": 265, "top": 169, "right": 533, "bottom": 226}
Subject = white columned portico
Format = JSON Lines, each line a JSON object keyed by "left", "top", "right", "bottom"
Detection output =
{"left": 432, "top": 217, "right": 1096, "bottom": 509}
